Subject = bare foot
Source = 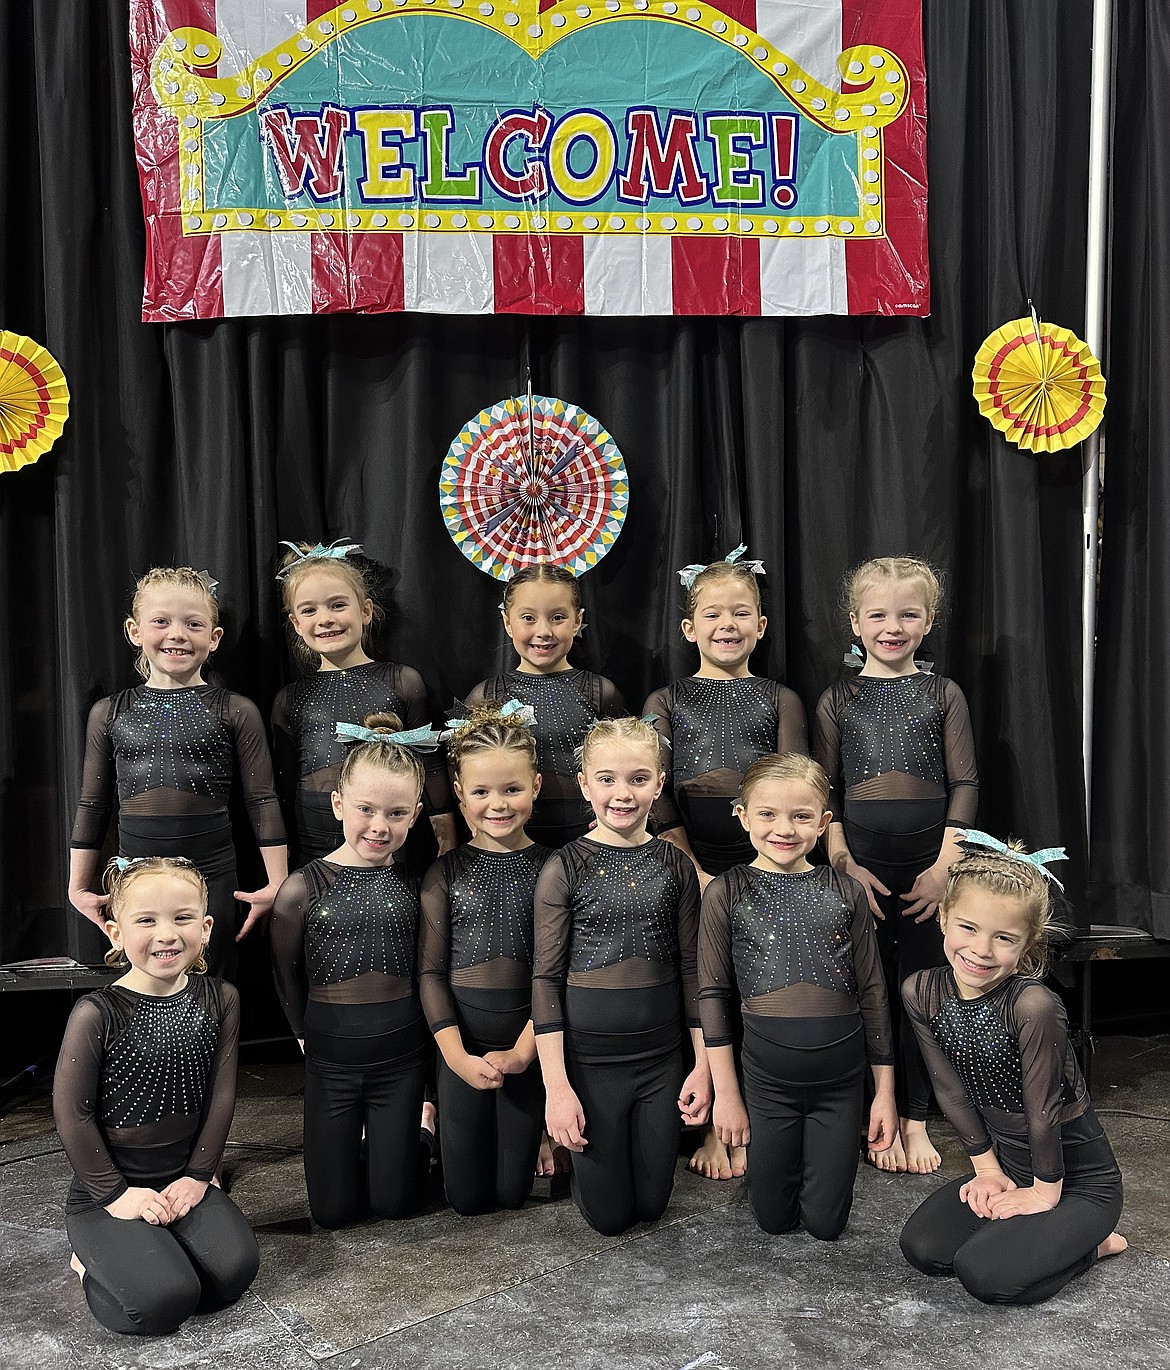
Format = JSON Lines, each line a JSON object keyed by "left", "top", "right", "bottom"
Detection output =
{"left": 729, "top": 1144, "right": 747, "bottom": 1178}
{"left": 1098, "top": 1232, "right": 1128, "bottom": 1260}
{"left": 536, "top": 1132, "right": 556, "bottom": 1177}
{"left": 70, "top": 1252, "right": 86, "bottom": 1283}
{"left": 900, "top": 1119, "right": 941, "bottom": 1174}
{"left": 420, "top": 1100, "right": 437, "bottom": 1138}
{"left": 869, "top": 1129, "right": 908, "bottom": 1172}
{"left": 688, "top": 1127, "right": 734, "bottom": 1180}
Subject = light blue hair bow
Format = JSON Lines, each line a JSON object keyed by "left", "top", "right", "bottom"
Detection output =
{"left": 677, "top": 543, "right": 766, "bottom": 591}
{"left": 956, "top": 829, "right": 1068, "bottom": 891}
{"left": 276, "top": 539, "right": 363, "bottom": 579}
{"left": 843, "top": 643, "right": 933, "bottom": 672}
{"left": 335, "top": 721, "right": 445, "bottom": 752}
{"left": 194, "top": 569, "right": 219, "bottom": 600}
{"left": 445, "top": 698, "right": 537, "bottom": 733}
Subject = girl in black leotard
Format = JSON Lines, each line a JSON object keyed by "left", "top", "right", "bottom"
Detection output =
{"left": 699, "top": 754, "right": 896, "bottom": 1239}
{"left": 815, "top": 556, "right": 977, "bottom": 1174}
{"left": 419, "top": 702, "right": 551, "bottom": 1214}
{"left": 900, "top": 836, "right": 1126, "bottom": 1304}
{"left": 532, "top": 717, "right": 710, "bottom": 1236}
{"left": 272, "top": 542, "right": 456, "bottom": 865}
{"left": 645, "top": 548, "right": 808, "bottom": 1183}
{"left": 69, "top": 567, "right": 287, "bottom": 980}
{"left": 465, "top": 565, "right": 625, "bottom": 849}
{"left": 55, "top": 856, "right": 258, "bottom": 1335}
{"left": 271, "top": 712, "right": 433, "bottom": 1229}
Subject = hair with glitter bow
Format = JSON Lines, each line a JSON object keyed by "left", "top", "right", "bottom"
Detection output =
{"left": 677, "top": 543, "right": 766, "bottom": 591}
{"left": 275, "top": 538, "right": 364, "bottom": 580}
{"left": 335, "top": 721, "right": 445, "bottom": 752}
{"left": 956, "top": 829, "right": 1068, "bottom": 891}
{"left": 445, "top": 697, "right": 537, "bottom": 735}
{"left": 192, "top": 569, "right": 219, "bottom": 600}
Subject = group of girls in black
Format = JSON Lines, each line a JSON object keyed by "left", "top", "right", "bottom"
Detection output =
{"left": 54, "top": 547, "right": 1124, "bottom": 1338}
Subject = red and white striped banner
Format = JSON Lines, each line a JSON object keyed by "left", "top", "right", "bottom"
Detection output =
{"left": 130, "top": 0, "right": 928, "bottom": 320}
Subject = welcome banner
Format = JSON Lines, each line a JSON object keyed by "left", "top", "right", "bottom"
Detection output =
{"left": 130, "top": 0, "right": 928, "bottom": 320}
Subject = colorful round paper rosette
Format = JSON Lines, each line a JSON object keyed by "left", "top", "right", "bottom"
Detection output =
{"left": 440, "top": 394, "right": 628, "bottom": 580}
{"left": 0, "top": 330, "right": 71, "bottom": 474}
{"left": 972, "top": 317, "right": 1106, "bottom": 454}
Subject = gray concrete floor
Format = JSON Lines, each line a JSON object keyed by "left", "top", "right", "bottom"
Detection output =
{"left": 2, "top": 1036, "right": 1168, "bottom": 1370}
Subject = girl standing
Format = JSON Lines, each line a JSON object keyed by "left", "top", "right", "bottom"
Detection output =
{"left": 69, "top": 567, "right": 287, "bottom": 980}
{"left": 532, "top": 717, "right": 710, "bottom": 1236}
{"left": 900, "top": 836, "right": 1125, "bottom": 1304}
{"left": 645, "top": 547, "right": 808, "bottom": 1182}
{"left": 271, "top": 542, "right": 456, "bottom": 864}
{"left": 270, "top": 713, "right": 432, "bottom": 1229}
{"left": 419, "top": 703, "right": 550, "bottom": 1214}
{"left": 465, "top": 564, "right": 626, "bottom": 848}
{"left": 54, "top": 856, "right": 259, "bottom": 1336}
{"left": 814, "top": 557, "right": 978, "bottom": 1173}
{"left": 699, "top": 755, "right": 896, "bottom": 1239}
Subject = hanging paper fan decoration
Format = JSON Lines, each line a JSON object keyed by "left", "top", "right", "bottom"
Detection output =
{"left": 440, "top": 392, "right": 628, "bottom": 580}
{"left": 0, "top": 330, "right": 71, "bottom": 474}
{"left": 972, "top": 311, "right": 1106, "bottom": 454}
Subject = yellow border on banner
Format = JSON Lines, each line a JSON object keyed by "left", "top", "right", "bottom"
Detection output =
{"left": 152, "top": 1, "right": 908, "bottom": 238}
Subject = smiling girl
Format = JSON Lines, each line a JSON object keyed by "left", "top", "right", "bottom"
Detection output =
{"left": 419, "top": 702, "right": 551, "bottom": 1213}
{"left": 69, "top": 567, "right": 287, "bottom": 979}
{"left": 814, "top": 557, "right": 978, "bottom": 1174}
{"left": 54, "top": 856, "right": 258, "bottom": 1335}
{"left": 531, "top": 717, "right": 709, "bottom": 1236}
{"left": 699, "top": 755, "right": 895, "bottom": 1238}
{"left": 465, "top": 565, "right": 625, "bottom": 848}
{"left": 899, "top": 836, "right": 1125, "bottom": 1304}
{"left": 271, "top": 712, "right": 434, "bottom": 1228}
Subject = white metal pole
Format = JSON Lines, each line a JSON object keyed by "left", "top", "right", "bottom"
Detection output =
{"left": 1081, "top": 0, "right": 1114, "bottom": 835}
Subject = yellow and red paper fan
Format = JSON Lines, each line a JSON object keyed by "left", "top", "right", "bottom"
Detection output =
{"left": 972, "top": 312, "right": 1105, "bottom": 454}
{"left": 0, "top": 330, "right": 71, "bottom": 474}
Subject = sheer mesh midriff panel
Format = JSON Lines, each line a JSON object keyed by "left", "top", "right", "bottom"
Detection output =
{"left": 450, "top": 957, "right": 531, "bottom": 990}
{"left": 118, "top": 789, "right": 223, "bottom": 815}
{"left": 308, "top": 970, "right": 413, "bottom": 1004}
{"left": 743, "top": 985, "right": 861, "bottom": 1019}
{"left": 566, "top": 957, "right": 676, "bottom": 990}
{"left": 846, "top": 772, "right": 944, "bottom": 802}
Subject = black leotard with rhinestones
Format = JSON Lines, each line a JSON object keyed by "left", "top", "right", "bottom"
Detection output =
{"left": 531, "top": 836, "right": 700, "bottom": 1034}
{"left": 903, "top": 968, "right": 1093, "bottom": 1182}
{"left": 645, "top": 677, "right": 808, "bottom": 869}
{"left": 418, "top": 843, "right": 551, "bottom": 1033}
{"left": 814, "top": 672, "right": 978, "bottom": 828}
{"left": 53, "top": 976, "right": 239, "bottom": 1207}
{"left": 70, "top": 686, "right": 284, "bottom": 849}
{"left": 271, "top": 660, "right": 453, "bottom": 816}
{"left": 465, "top": 670, "right": 626, "bottom": 846}
{"left": 698, "top": 864, "right": 892, "bottom": 1060}
{"left": 271, "top": 860, "right": 420, "bottom": 1037}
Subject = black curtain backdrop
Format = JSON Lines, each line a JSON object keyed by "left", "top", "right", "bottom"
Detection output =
{"left": 1089, "top": 1, "right": 1170, "bottom": 936}
{"left": 0, "top": 0, "right": 1105, "bottom": 971}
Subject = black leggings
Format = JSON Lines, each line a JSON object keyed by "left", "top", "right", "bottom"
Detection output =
{"left": 845, "top": 800, "right": 946, "bottom": 1121}
{"left": 303, "top": 1004, "right": 429, "bottom": 1229}
{"left": 66, "top": 1182, "right": 259, "bottom": 1336}
{"left": 438, "top": 992, "right": 544, "bottom": 1215}
{"left": 119, "top": 814, "right": 241, "bottom": 982}
{"left": 742, "top": 1017, "right": 866, "bottom": 1240}
{"left": 900, "top": 1129, "right": 1123, "bottom": 1305}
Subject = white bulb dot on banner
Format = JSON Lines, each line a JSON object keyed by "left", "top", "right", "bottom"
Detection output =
{"left": 342, "top": 8, "right": 357, "bottom": 19}
{"left": 184, "top": 90, "right": 198, "bottom": 104}
{"left": 165, "top": 81, "right": 179, "bottom": 95}
{"left": 863, "top": 147, "right": 879, "bottom": 160}
{"left": 849, "top": 60, "right": 864, "bottom": 74}
{"left": 880, "top": 91, "right": 896, "bottom": 104}
{"left": 291, "top": 213, "right": 308, "bottom": 226}
{"left": 687, "top": 7, "right": 700, "bottom": 19}
{"left": 787, "top": 220, "right": 803, "bottom": 233}
{"left": 865, "top": 219, "right": 881, "bottom": 233}
{"left": 194, "top": 43, "right": 209, "bottom": 57}
{"left": 505, "top": 214, "right": 522, "bottom": 228}
{"left": 609, "top": 216, "right": 625, "bottom": 229}
{"left": 425, "top": 213, "right": 441, "bottom": 227}
{"left": 187, "top": 187, "right": 199, "bottom": 201}
{"left": 886, "top": 70, "right": 901, "bottom": 82}
{"left": 634, "top": 0, "right": 647, "bottom": 9}
{"left": 449, "top": 1, "right": 462, "bottom": 8}
{"left": 864, "top": 171, "right": 880, "bottom": 184}
{"left": 479, "top": 3, "right": 493, "bottom": 12}
{"left": 183, "top": 115, "right": 197, "bottom": 128}
{"left": 636, "top": 216, "right": 650, "bottom": 229}
{"left": 862, "top": 103, "right": 876, "bottom": 115}
{"left": 321, "top": 213, "right": 335, "bottom": 227}
{"left": 686, "top": 216, "right": 702, "bottom": 230}
{"left": 661, "top": 216, "right": 677, "bottom": 230}
{"left": 266, "top": 213, "right": 281, "bottom": 226}
{"left": 367, "top": 0, "right": 382, "bottom": 9}
{"left": 811, "top": 97, "right": 826, "bottom": 110}
{"left": 277, "top": 53, "right": 293, "bottom": 67}
{"left": 372, "top": 212, "right": 388, "bottom": 226}
{"left": 662, "top": 3, "right": 677, "bottom": 14}
{"left": 607, "top": 0, "right": 620, "bottom": 10}
{"left": 753, "top": 46, "right": 767, "bottom": 59}
{"left": 318, "top": 20, "right": 335, "bottom": 33}
{"left": 347, "top": 213, "right": 360, "bottom": 227}
{"left": 713, "top": 217, "right": 728, "bottom": 231}
{"left": 764, "top": 219, "right": 778, "bottom": 232}
{"left": 864, "top": 192, "right": 879, "bottom": 205}
{"left": 738, "top": 218, "right": 752, "bottom": 232}
{"left": 297, "top": 36, "right": 313, "bottom": 49}
{"left": 213, "top": 213, "right": 227, "bottom": 228}
{"left": 863, "top": 125, "right": 877, "bottom": 137}
{"left": 161, "top": 59, "right": 173, "bottom": 71}
{"left": 256, "top": 67, "right": 271, "bottom": 81}
{"left": 870, "top": 53, "right": 885, "bottom": 67}
{"left": 239, "top": 212, "right": 254, "bottom": 226}
{"left": 557, "top": 215, "right": 573, "bottom": 228}
{"left": 582, "top": 215, "right": 598, "bottom": 229}
{"left": 814, "top": 219, "right": 829, "bottom": 233}
{"left": 839, "top": 221, "right": 854, "bottom": 233}
{"left": 577, "top": 4, "right": 590, "bottom": 13}
{"left": 210, "top": 92, "right": 225, "bottom": 105}
{"left": 712, "top": 19, "right": 726, "bottom": 32}
{"left": 173, "top": 37, "right": 186, "bottom": 50}
{"left": 551, "top": 11, "right": 565, "bottom": 22}
{"left": 528, "top": 23, "right": 542, "bottom": 35}
{"left": 733, "top": 33, "right": 748, "bottom": 46}
{"left": 505, "top": 11, "right": 519, "bottom": 23}
{"left": 236, "top": 85, "right": 250, "bottom": 98}
{"left": 772, "top": 61, "right": 787, "bottom": 75}
{"left": 185, "top": 163, "right": 198, "bottom": 177}
{"left": 791, "top": 78, "right": 805, "bottom": 92}
{"left": 478, "top": 214, "right": 494, "bottom": 227}
{"left": 453, "top": 213, "right": 469, "bottom": 227}
{"left": 186, "top": 216, "right": 200, "bottom": 230}
{"left": 835, "top": 108, "right": 850, "bottom": 121}
{"left": 184, "top": 138, "right": 197, "bottom": 152}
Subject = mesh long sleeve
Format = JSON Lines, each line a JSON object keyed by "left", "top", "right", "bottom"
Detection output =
{"left": 185, "top": 981, "right": 240, "bottom": 1181}
{"left": 813, "top": 688, "right": 844, "bottom": 816}
{"left": 70, "top": 697, "right": 117, "bottom": 850}
{"left": 54, "top": 996, "right": 127, "bottom": 1206}
{"left": 223, "top": 692, "right": 286, "bottom": 845}
{"left": 698, "top": 874, "right": 736, "bottom": 1047}
{"left": 531, "top": 851, "right": 573, "bottom": 1034}
{"left": 846, "top": 880, "right": 894, "bottom": 1065}
{"left": 271, "top": 870, "right": 312, "bottom": 1036}
{"left": 1015, "top": 981, "right": 1078, "bottom": 1182}
{"left": 418, "top": 859, "right": 458, "bottom": 1032}
{"left": 941, "top": 679, "right": 979, "bottom": 826}
{"left": 902, "top": 971, "right": 994, "bottom": 1157}
{"left": 645, "top": 685, "right": 683, "bottom": 832}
